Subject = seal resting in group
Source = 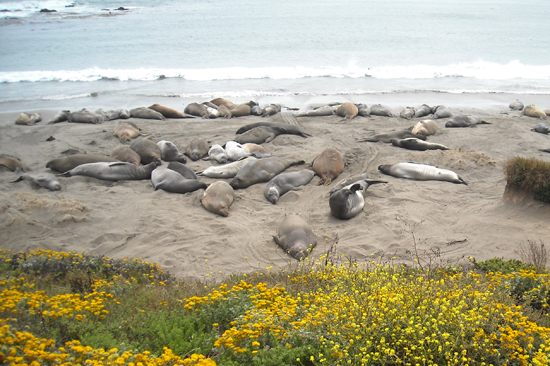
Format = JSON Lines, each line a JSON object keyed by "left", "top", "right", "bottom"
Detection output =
{"left": 114, "top": 122, "right": 145, "bottom": 141}
{"left": 230, "top": 157, "right": 305, "bottom": 189}
{"left": 184, "top": 103, "right": 209, "bottom": 118}
{"left": 295, "top": 106, "right": 334, "bottom": 117}
{"left": 523, "top": 105, "right": 547, "bottom": 120}
{"left": 369, "top": 104, "right": 393, "bottom": 117}
{"left": 230, "top": 104, "right": 251, "bottom": 117}
{"left": 157, "top": 140, "right": 187, "bottom": 163}
{"left": 357, "top": 130, "right": 426, "bottom": 143}
{"left": 391, "top": 138, "right": 449, "bottom": 151}
{"left": 329, "top": 178, "right": 386, "bottom": 220}
{"left": 336, "top": 102, "right": 359, "bottom": 119}
{"left": 210, "top": 98, "right": 236, "bottom": 110}
{"left": 110, "top": 146, "right": 141, "bottom": 165}
{"left": 167, "top": 161, "right": 198, "bottom": 180}
{"left": 0, "top": 155, "right": 24, "bottom": 171}
{"left": 264, "top": 169, "right": 315, "bottom": 204}
{"left": 217, "top": 104, "right": 232, "bottom": 118}
{"left": 411, "top": 120, "right": 438, "bottom": 137}
{"left": 61, "top": 161, "right": 160, "bottom": 181}
{"left": 400, "top": 107, "right": 415, "bottom": 120}
{"left": 432, "top": 105, "right": 452, "bottom": 119}
{"left": 15, "top": 112, "right": 42, "bottom": 125}
{"left": 261, "top": 104, "right": 281, "bottom": 117}
{"left": 11, "top": 169, "right": 62, "bottom": 191}
{"left": 47, "top": 110, "right": 70, "bottom": 124}
{"left": 130, "top": 107, "right": 165, "bottom": 120}
{"left": 236, "top": 122, "right": 311, "bottom": 138}
{"left": 200, "top": 181, "right": 235, "bottom": 217}
{"left": 311, "top": 148, "right": 345, "bottom": 185}
{"left": 148, "top": 104, "right": 194, "bottom": 118}
{"left": 185, "top": 138, "right": 210, "bottom": 161}
{"left": 414, "top": 104, "right": 432, "bottom": 118}
{"left": 68, "top": 109, "right": 105, "bottom": 124}
{"left": 203, "top": 144, "right": 228, "bottom": 164}
{"left": 151, "top": 166, "right": 206, "bottom": 194}
{"left": 273, "top": 214, "right": 317, "bottom": 261}
{"left": 46, "top": 154, "right": 120, "bottom": 173}
{"left": 130, "top": 137, "right": 162, "bottom": 164}
{"left": 509, "top": 99, "right": 524, "bottom": 111}
{"left": 378, "top": 162, "right": 467, "bottom": 185}
{"left": 198, "top": 157, "right": 257, "bottom": 178}
{"left": 445, "top": 115, "right": 490, "bottom": 128}
{"left": 532, "top": 123, "right": 550, "bottom": 134}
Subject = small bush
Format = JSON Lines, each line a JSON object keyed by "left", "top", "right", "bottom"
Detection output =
{"left": 472, "top": 256, "right": 536, "bottom": 274}
{"left": 503, "top": 156, "right": 550, "bottom": 202}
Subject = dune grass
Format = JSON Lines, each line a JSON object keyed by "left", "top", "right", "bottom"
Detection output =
{"left": 0, "top": 248, "right": 549, "bottom": 365}
{"left": 503, "top": 156, "right": 550, "bottom": 203}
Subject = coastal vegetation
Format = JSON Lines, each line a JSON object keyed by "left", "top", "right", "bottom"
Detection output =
{"left": 0, "top": 248, "right": 549, "bottom": 365}
{"left": 503, "top": 156, "right": 550, "bottom": 203}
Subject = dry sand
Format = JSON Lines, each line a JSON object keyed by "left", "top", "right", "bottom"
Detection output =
{"left": 1, "top": 98, "right": 550, "bottom": 280}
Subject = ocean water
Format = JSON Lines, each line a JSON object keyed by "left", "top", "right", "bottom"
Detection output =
{"left": 1, "top": 0, "right": 550, "bottom": 112}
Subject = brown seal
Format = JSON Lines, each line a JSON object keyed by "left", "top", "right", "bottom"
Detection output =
{"left": 211, "top": 98, "right": 236, "bottom": 110}
{"left": 46, "top": 154, "right": 120, "bottom": 173}
{"left": 336, "top": 102, "right": 358, "bottom": 119}
{"left": 234, "top": 126, "right": 278, "bottom": 144}
{"left": 230, "top": 104, "right": 251, "bottom": 117}
{"left": 129, "top": 137, "right": 162, "bottom": 164}
{"left": 185, "top": 138, "right": 210, "bottom": 161}
{"left": 15, "top": 112, "right": 42, "bottom": 125}
{"left": 0, "top": 155, "right": 24, "bottom": 171}
{"left": 184, "top": 103, "right": 210, "bottom": 118}
{"left": 523, "top": 105, "right": 547, "bottom": 120}
{"left": 110, "top": 146, "right": 141, "bottom": 165}
{"left": 148, "top": 104, "right": 195, "bottom": 118}
{"left": 217, "top": 104, "right": 232, "bottom": 118}
{"left": 411, "top": 120, "right": 438, "bottom": 137}
{"left": 311, "top": 148, "right": 345, "bottom": 185}
{"left": 273, "top": 214, "right": 317, "bottom": 260}
{"left": 200, "top": 181, "right": 235, "bottom": 217}
{"left": 242, "top": 143, "right": 267, "bottom": 154}
{"left": 114, "top": 122, "right": 145, "bottom": 141}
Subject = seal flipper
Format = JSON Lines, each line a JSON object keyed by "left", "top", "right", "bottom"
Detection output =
{"left": 457, "top": 177, "right": 468, "bottom": 186}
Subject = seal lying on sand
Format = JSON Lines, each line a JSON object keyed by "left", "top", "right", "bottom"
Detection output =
{"left": 411, "top": 120, "right": 438, "bottom": 137}
{"left": 523, "top": 105, "right": 547, "bottom": 120}
{"left": 369, "top": 104, "right": 393, "bottom": 117}
{"left": 532, "top": 123, "right": 550, "bottom": 134}
{"left": 211, "top": 98, "right": 236, "bottom": 110}
{"left": 167, "top": 161, "right": 197, "bottom": 180}
{"left": 400, "top": 107, "right": 415, "bottom": 120}
{"left": 236, "top": 122, "right": 311, "bottom": 138}
{"left": 273, "top": 214, "right": 317, "bottom": 261}
{"left": 378, "top": 162, "right": 467, "bottom": 185}
{"left": 157, "top": 140, "right": 187, "bottom": 163}
{"left": 130, "top": 107, "right": 165, "bottom": 120}
{"left": 336, "top": 102, "right": 358, "bottom": 119}
{"left": 11, "top": 169, "right": 61, "bottom": 191}
{"left": 311, "top": 148, "right": 345, "bottom": 185}
{"left": 357, "top": 130, "right": 426, "bottom": 143}
{"left": 0, "top": 155, "right": 24, "bottom": 171}
{"left": 261, "top": 104, "right": 281, "bottom": 117}
{"left": 295, "top": 106, "right": 334, "bottom": 117}
{"left": 185, "top": 138, "right": 209, "bottom": 161}
{"left": 230, "top": 104, "right": 251, "bottom": 117}
{"left": 230, "top": 157, "right": 305, "bottom": 189}
{"left": 432, "top": 105, "right": 452, "bottom": 119}
{"left": 203, "top": 144, "right": 228, "bottom": 164}
{"left": 225, "top": 141, "right": 252, "bottom": 161}
{"left": 68, "top": 109, "right": 105, "bottom": 124}
{"left": 62, "top": 161, "right": 160, "bottom": 181}
{"left": 235, "top": 126, "right": 279, "bottom": 144}
{"left": 414, "top": 104, "right": 431, "bottom": 118}
{"left": 130, "top": 137, "right": 162, "bottom": 164}
{"left": 110, "top": 146, "right": 141, "bottom": 165}
{"left": 149, "top": 104, "right": 194, "bottom": 118}
{"left": 198, "top": 157, "right": 257, "bottom": 179}
{"left": 151, "top": 166, "right": 206, "bottom": 194}
{"left": 46, "top": 154, "right": 120, "bottom": 173}
{"left": 15, "top": 112, "right": 42, "bottom": 125}
{"left": 201, "top": 181, "right": 235, "bottom": 217}
{"left": 184, "top": 103, "right": 209, "bottom": 118}
{"left": 391, "top": 138, "right": 448, "bottom": 151}
{"left": 329, "top": 178, "right": 386, "bottom": 220}
{"left": 114, "top": 122, "right": 145, "bottom": 141}
{"left": 445, "top": 115, "right": 490, "bottom": 127}
{"left": 509, "top": 99, "right": 524, "bottom": 111}
{"left": 264, "top": 169, "right": 315, "bottom": 204}
{"left": 47, "top": 110, "right": 70, "bottom": 124}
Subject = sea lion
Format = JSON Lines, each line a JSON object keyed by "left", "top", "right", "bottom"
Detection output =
{"left": 11, "top": 169, "right": 61, "bottom": 191}
{"left": 250, "top": 105, "right": 264, "bottom": 116}
{"left": 167, "top": 161, "right": 197, "bottom": 180}
{"left": 411, "top": 119, "right": 438, "bottom": 137}
{"left": 273, "top": 214, "right": 317, "bottom": 261}
{"left": 185, "top": 138, "right": 209, "bottom": 161}
{"left": 151, "top": 166, "right": 206, "bottom": 194}
{"left": 523, "top": 105, "right": 547, "bottom": 120}
{"left": 110, "top": 146, "right": 141, "bottom": 165}
{"left": 329, "top": 179, "right": 386, "bottom": 220}
{"left": 234, "top": 126, "right": 278, "bottom": 144}
{"left": 230, "top": 157, "right": 305, "bottom": 189}
{"left": 400, "top": 107, "right": 415, "bottom": 120}
{"left": 0, "top": 155, "right": 24, "bottom": 171}
{"left": 391, "top": 138, "right": 449, "bottom": 151}
{"left": 230, "top": 104, "right": 251, "bottom": 117}
{"left": 509, "top": 99, "right": 524, "bottom": 111}
{"left": 261, "top": 104, "right": 281, "bottom": 117}
{"left": 356, "top": 103, "right": 370, "bottom": 117}
{"left": 432, "top": 105, "right": 452, "bottom": 119}
{"left": 149, "top": 104, "right": 194, "bottom": 119}
{"left": 236, "top": 122, "right": 311, "bottom": 138}
{"left": 378, "top": 162, "right": 467, "bottom": 185}
{"left": 157, "top": 140, "right": 187, "bottom": 163}
{"left": 130, "top": 137, "right": 162, "bottom": 164}
{"left": 217, "top": 104, "right": 232, "bottom": 118}
{"left": 46, "top": 154, "right": 120, "bottom": 173}
{"left": 369, "top": 104, "right": 393, "bottom": 117}
{"left": 225, "top": 141, "right": 252, "bottom": 161}
{"left": 532, "top": 123, "right": 550, "bottom": 134}
{"left": 114, "top": 122, "right": 145, "bottom": 141}
{"left": 200, "top": 181, "right": 235, "bottom": 217}
{"left": 184, "top": 103, "right": 209, "bottom": 118}
{"left": 15, "top": 112, "right": 42, "bottom": 125}
{"left": 414, "top": 104, "right": 432, "bottom": 118}
{"left": 198, "top": 157, "right": 257, "bottom": 178}
{"left": 47, "top": 110, "right": 70, "bottom": 124}
{"left": 357, "top": 130, "right": 426, "bottom": 143}
{"left": 243, "top": 143, "right": 267, "bottom": 154}
{"left": 210, "top": 98, "right": 236, "bottom": 110}
{"left": 264, "top": 169, "right": 315, "bottom": 204}
{"left": 203, "top": 144, "right": 228, "bottom": 164}
{"left": 130, "top": 107, "right": 165, "bottom": 120}
{"left": 68, "top": 109, "right": 105, "bottom": 124}
{"left": 295, "top": 106, "right": 334, "bottom": 117}
{"left": 61, "top": 161, "right": 160, "bottom": 181}
{"left": 336, "top": 102, "right": 359, "bottom": 119}
{"left": 445, "top": 115, "right": 490, "bottom": 127}
{"left": 311, "top": 148, "right": 345, "bottom": 185}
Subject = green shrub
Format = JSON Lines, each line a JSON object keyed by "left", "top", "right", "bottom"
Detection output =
{"left": 503, "top": 156, "right": 550, "bottom": 202}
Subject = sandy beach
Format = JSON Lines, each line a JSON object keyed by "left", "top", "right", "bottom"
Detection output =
{"left": 1, "top": 94, "right": 549, "bottom": 280}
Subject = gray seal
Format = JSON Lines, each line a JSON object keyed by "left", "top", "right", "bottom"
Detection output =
{"left": 110, "top": 146, "right": 141, "bottom": 165}
{"left": 357, "top": 130, "right": 426, "bottom": 143}
{"left": 68, "top": 109, "right": 105, "bottom": 124}
{"left": 130, "top": 137, "right": 162, "bottom": 164}
{"left": 250, "top": 105, "right": 264, "bottom": 116}
{"left": 509, "top": 99, "right": 524, "bottom": 111}
{"left": 432, "top": 105, "right": 452, "bottom": 119}
{"left": 218, "top": 104, "right": 232, "bottom": 118}
{"left": 151, "top": 166, "right": 206, "bottom": 194}
{"left": 11, "top": 169, "right": 61, "bottom": 191}
{"left": 378, "top": 162, "right": 467, "bottom": 185}
{"left": 203, "top": 144, "right": 228, "bottom": 164}
{"left": 369, "top": 104, "right": 393, "bottom": 117}
{"left": 414, "top": 104, "right": 432, "bottom": 118}
{"left": 230, "top": 157, "right": 305, "bottom": 189}
{"left": 61, "top": 161, "right": 160, "bottom": 181}
{"left": 157, "top": 140, "right": 187, "bottom": 163}
{"left": 261, "top": 104, "right": 281, "bottom": 117}
{"left": 356, "top": 103, "right": 370, "bottom": 117}
{"left": 273, "top": 214, "right": 317, "bottom": 261}
{"left": 329, "top": 179, "right": 386, "bottom": 220}
{"left": 200, "top": 181, "right": 235, "bottom": 217}
{"left": 532, "top": 122, "right": 550, "bottom": 134}
{"left": 295, "top": 106, "right": 334, "bottom": 117}
{"left": 445, "top": 115, "right": 490, "bottom": 128}
{"left": 264, "top": 169, "right": 315, "bottom": 204}
{"left": 391, "top": 137, "right": 449, "bottom": 151}
{"left": 185, "top": 138, "right": 210, "bottom": 161}
{"left": 130, "top": 107, "right": 165, "bottom": 120}
{"left": 198, "top": 157, "right": 257, "bottom": 178}
{"left": 236, "top": 122, "right": 311, "bottom": 138}
{"left": 46, "top": 154, "right": 120, "bottom": 173}
{"left": 15, "top": 112, "right": 42, "bottom": 126}
{"left": 47, "top": 110, "right": 70, "bottom": 124}
{"left": 167, "top": 161, "right": 197, "bottom": 180}
{"left": 400, "top": 107, "right": 415, "bottom": 120}
{"left": 234, "top": 126, "right": 278, "bottom": 144}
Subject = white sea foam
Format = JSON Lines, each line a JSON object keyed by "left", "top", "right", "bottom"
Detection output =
{"left": 0, "top": 0, "right": 75, "bottom": 18}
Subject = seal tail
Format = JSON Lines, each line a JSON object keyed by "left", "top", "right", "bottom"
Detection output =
{"left": 456, "top": 176, "right": 468, "bottom": 186}
{"left": 539, "top": 149, "right": 550, "bottom": 153}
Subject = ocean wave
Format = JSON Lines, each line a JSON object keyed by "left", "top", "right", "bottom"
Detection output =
{"left": 0, "top": 0, "right": 76, "bottom": 18}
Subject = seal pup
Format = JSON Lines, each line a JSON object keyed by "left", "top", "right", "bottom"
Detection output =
{"left": 11, "top": 169, "right": 62, "bottom": 191}
{"left": 151, "top": 166, "right": 206, "bottom": 194}
{"left": 391, "top": 138, "right": 449, "bottom": 151}
{"left": 236, "top": 122, "right": 311, "bottom": 138}
{"left": 250, "top": 105, "right": 264, "bottom": 116}
{"left": 414, "top": 104, "right": 432, "bottom": 118}
{"left": 509, "top": 99, "right": 524, "bottom": 111}
{"left": 68, "top": 109, "right": 105, "bottom": 124}
{"left": 114, "top": 122, "right": 145, "bottom": 141}
{"left": 203, "top": 144, "right": 228, "bottom": 164}
{"left": 200, "top": 181, "right": 235, "bottom": 217}
{"left": 184, "top": 103, "right": 209, "bottom": 118}
{"left": 46, "top": 154, "right": 120, "bottom": 173}
{"left": 261, "top": 104, "right": 281, "bottom": 117}
{"left": 185, "top": 138, "right": 210, "bottom": 161}
{"left": 295, "top": 106, "right": 334, "bottom": 117}
{"left": 230, "top": 104, "right": 251, "bottom": 117}
{"left": 206, "top": 106, "right": 220, "bottom": 118}
{"left": 411, "top": 120, "right": 438, "bottom": 137}
{"left": 523, "top": 105, "right": 547, "bottom": 120}
{"left": 264, "top": 169, "right": 315, "bottom": 204}
{"left": 273, "top": 214, "right": 317, "bottom": 261}
{"left": 230, "top": 157, "right": 305, "bottom": 189}
{"left": 157, "top": 140, "right": 187, "bottom": 163}
{"left": 400, "top": 107, "right": 415, "bottom": 120}
{"left": 311, "top": 148, "right": 345, "bottom": 185}
{"left": 369, "top": 104, "right": 393, "bottom": 117}
{"left": 217, "top": 104, "right": 232, "bottom": 118}
{"left": 47, "top": 110, "right": 70, "bottom": 124}
{"left": 225, "top": 141, "right": 252, "bottom": 161}
{"left": 167, "top": 161, "right": 197, "bottom": 180}
{"left": 110, "top": 146, "right": 141, "bottom": 165}
{"left": 129, "top": 107, "right": 165, "bottom": 120}
{"left": 336, "top": 102, "right": 359, "bottom": 119}
{"left": 445, "top": 115, "right": 490, "bottom": 128}
{"left": 432, "top": 105, "right": 452, "bottom": 119}
{"left": 357, "top": 130, "right": 426, "bottom": 143}
{"left": 211, "top": 98, "right": 236, "bottom": 110}
{"left": 532, "top": 123, "right": 550, "bottom": 134}
{"left": 0, "top": 155, "right": 24, "bottom": 171}
{"left": 198, "top": 156, "right": 257, "bottom": 178}
{"left": 130, "top": 137, "right": 162, "bottom": 164}
{"left": 356, "top": 103, "right": 370, "bottom": 117}
{"left": 148, "top": 104, "right": 194, "bottom": 118}
{"left": 234, "top": 126, "right": 278, "bottom": 144}
{"left": 15, "top": 112, "right": 42, "bottom": 125}
{"left": 243, "top": 143, "right": 268, "bottom": 155}
{"left": 62, "top": 161, "right": 160, "bottom": 181}
{"left": 378, "top": 162, "right": 467, "bottom": 185}
{"left": 329, "top": 179, "right": 386, "bottom": 220}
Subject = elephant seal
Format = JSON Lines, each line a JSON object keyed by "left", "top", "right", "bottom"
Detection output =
{"left": 432, "top": 105, "right": 452, "bottom": 119}
{"left": 46, "top": 154, "right": 120, "bottom": 173}
{"left": 114, "top": 122, "right": 145, "bottom": 141}
{"left": 414, "top": 104, "right": 432, "bottom": 118}
{"left": 230, "top": 104, "right": 251, "bottom": 117}
{"left": 356, "top": 103, "right": 370, "bottom": 117}
{"left": 151, "top": 166, "right": 207, "bottom": 194}
{"left": 200, "top": 181, "right": 235, "bottom": 216}
{"left": 235, "top": 126, "right": 278, "bottom": 144}
{"left": 532, "top": 123, "right": 550, "bottom": 134}
{"left": 230, "top": 157, "right": 305, "bottom": 189}
{"left": 369, "top": 104, "right": 393, "bottom": 117}
{"left": 336, "top": 102, "right": 359, "bottom": 119}
{"left": 203, "top": 144, "right": 228, "bottom": 164}
{"left": 391, "top": 138, "right": 449, "bottom": 151}
{"left": 243, "top": 143, "right": 267, "bottom": 154}
{"left": 117, "top": 109, "right": 131, "bottom": 119}
{"left": 130, "top": 137, "right": 162, "bottom": 164}
{"left": 185, "top": 138, "right": 209, "bottom": 161}
{"left": 400, "top": 107, "right": 415, "bottom": 120}
{"left": 110, "top": 146, "right": 141, "bottom": 165}
{"left": 149, "top": 104, "right": 194, "bottom": 118}
{"left": 357, "top": 130, "right": 426, "bottom": 143}
{"left": 62, "top": 161, "right": 160, "bottom": 181}
{"left": 184, "top": 103, "right": 209, "bottom": 118}
{"left": 211, "top": 98, "right": 236, "bottom": 110}
{"left": 311, "top": 148, "right": 345, "bottom": 185}
{"left": 329, "top": 179, "right": 386, "bottom": 220}
{"left": 250, "top": 105, "right": 264, "bottom": 116}
{"left": 11, "top": 169, "right": 61, "bottom": 191}
{"left": 445, "top": 115, "right": 490, "bottom": 127}
{"left": 378, "top": 162, "right": 467, "bottom": 185}
{"left": 264, "top": 169, "right": 315, "bottom": 204}
{"left": 273, "top": 214, "right": 317, "bottom": 261}
{"left": 15, "top": 112, "right": 42, "bottom": 125}
{"left": 47, "top": 110, "right": 70, "bottom": 124}
{"left": 157, "top": 140, "right": 187, "bottom": 163}
{"left": 236, "top": 122, "right": 311, "bottom": 138}
{"left": 202, "top": 101, "right": 219, "bottom": 110}
{"left": 217, "top": 104, "right": 232, "bottom": 118}
{"left": 411, "top": 120, "right": 438, "bottom": 137}
{"left": 0, "top": 155, "right": 24, "bottom": 171}
{"left": 225, "top": 141, "right": 252, "bottom": 161}
{"left": 206, "top": 106, "right": 220, "bottom": 118}
{"left": 523, "top": 105, "right": 547, "bottom": 120}
{"left": 329, "top": 173, "right": 386, "bottom": 195}
{"left": 167, "top": 161, "right": 197, "bottom": 180}
{"left": 509, "top": 99, "right": 524, "bottom": 111}
{"left": 198, "top": 157, "right": 257, "bottom": 178}
{"left": 261, "top": 104, "right": 281, "bottom": 117}
{"left": 68, "top": 109, "right": 105, "bottom": 124}
{"left": 130, "top": 107, "right": 165, "bottom": 120}
{"left": 296, "top": 106, "right": 334, "bottom": 117}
